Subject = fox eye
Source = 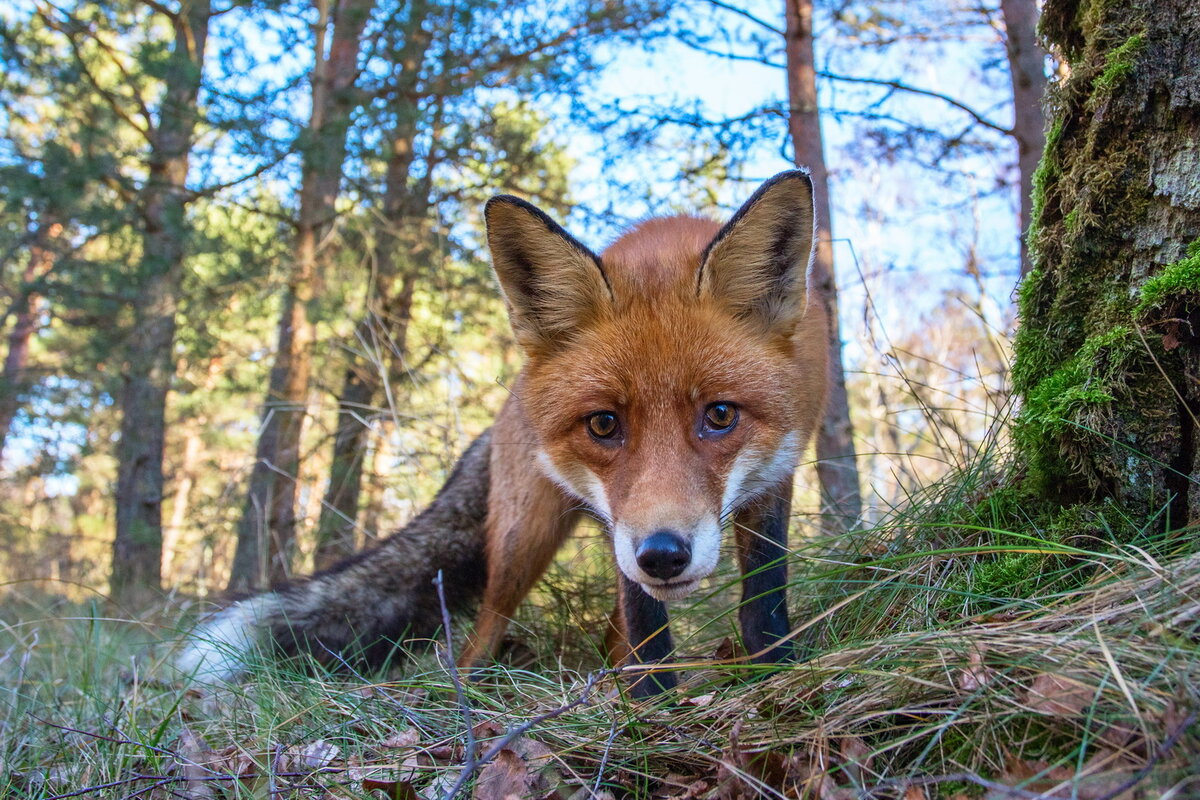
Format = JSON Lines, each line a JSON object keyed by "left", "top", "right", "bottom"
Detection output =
{"left": 586, "top": 411, "right": 620, "bottom": 442}
{"left": 703, "top": 402, "right": 739, "bottom": 433}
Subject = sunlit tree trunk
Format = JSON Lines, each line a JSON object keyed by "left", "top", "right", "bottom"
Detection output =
{"left": 1015, "top": 0, "right": 1200, "bottom": 527}
{"left": 229, "top": 0, "right": 377, "bottom": 590}
{"left": 784, "top": 0, "right": 863, "bottom": 535}
{"left": 314, "top": 0, "right": 433, "bottom": 567}
{"left": 111, "top": 0, "right": 211, "bottom": 601}
{"left": 1000, "top": 0, "right": 1047, "bottom": 278}
{"left": 0, "top": 222, "right": 58, "bottom": 463}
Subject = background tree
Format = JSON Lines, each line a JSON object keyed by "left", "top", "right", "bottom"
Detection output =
{"left": 228, "top": 0, "right": 377, "bottom": 590}
{"left": 785, "top": 0, "right": 863, "bottom": 534}
{"left": 1000, "top": 0, "right": 1047, "bottom": 277}
{"left": 110, "top": 0, "right": 212, "bottom": 600}
{"left": 1013, "top": 0, "right": 1200, "bottom": 529}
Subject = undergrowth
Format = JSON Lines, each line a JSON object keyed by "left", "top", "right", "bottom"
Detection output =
{"left": 4, "top": 441, "right": 1198, "bottom": 799}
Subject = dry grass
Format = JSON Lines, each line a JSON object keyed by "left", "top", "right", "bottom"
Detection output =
{"left": 3, "top": 482, "right": 1198, "bottom": 799}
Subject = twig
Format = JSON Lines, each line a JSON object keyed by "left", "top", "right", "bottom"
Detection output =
{"left": 591, "top": 712, "right": 621, "bottom": 797}
{"left": 434, "top": 569, "right": 477, "bottom": 798}
{"left": 439, "top": 668, "right": 612, "bottom": 800}
{"left": 29, "top": 716, "right": 180, "bottom": 761}
{"left": 432, "top": 571, "right": 618, "bottom": 799}
{"left": 1093, "top": 711, "right": 1197, "bottom": 800}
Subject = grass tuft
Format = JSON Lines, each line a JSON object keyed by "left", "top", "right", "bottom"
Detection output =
{"left": 4, "top": 444, "right": 1199, "bottom": 798}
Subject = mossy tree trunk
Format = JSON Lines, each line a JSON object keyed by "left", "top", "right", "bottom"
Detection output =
{"left": 1014, "top": 0, "right": 1200, "bottom": 529}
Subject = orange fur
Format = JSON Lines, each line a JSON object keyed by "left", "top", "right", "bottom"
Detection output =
{"left": 465, "top": 173, "right": 829, "bottom": 673}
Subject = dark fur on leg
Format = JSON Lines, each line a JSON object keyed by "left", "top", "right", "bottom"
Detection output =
{"left": 618, "top": 571, "right": 676, "bottom": 697}
{"left": 735, "top": 484, "right": 796, "bottom": 666}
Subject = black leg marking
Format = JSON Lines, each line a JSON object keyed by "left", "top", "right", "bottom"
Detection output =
{"left": 735, "top": 484, "right": 795, "bottom": 665}
{"left": 618, "top": 572, "right": 676, "bottom": 697}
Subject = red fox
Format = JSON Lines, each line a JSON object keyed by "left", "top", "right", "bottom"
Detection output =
{"left": 178, "top": 170, "right": 829, "bottom": 696}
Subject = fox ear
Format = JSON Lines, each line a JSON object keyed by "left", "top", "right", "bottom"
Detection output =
{"left": 698, "top": 170, "right": 816, "bottom": 335}
{"left": 485, "top": 195, "right": 611, "bottom": 353}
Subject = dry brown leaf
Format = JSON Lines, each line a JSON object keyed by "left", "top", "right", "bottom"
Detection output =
{"left": 362, "top": 775, "right": 421, "bottom": 799}
{"left": 901, "top": 786, "right": 928, "bottom": 800}
{"left": 424, "top": 767, "right": 462, "bottom": 799}
{"left": 713, "top": 637, "right": 742, "bottom": 661}
{"left": 473, "top": 749, "right": 531, "bottom": 800}
{"left": 838, "top": 736, "right": 872, "bottom": 784}
{"left": 566, "top": 789, "right": 616, "bottom": 800}
{"left": 681, "top": 693, "right": 716, "bottom": 708}
{"left": 956, "top": 647, "right": 996, "bottom": 693}
{"left": 215, "top": 744, "right": 258, "bottom": 781}
{"left": 299, "top": 739, "right": 340, "bottom": 770}
{"left": 382, "top": 728, "right": 422, "bottom": 750}
{"left": 1024, "top": 673, "right": 1094, "bottom": 717}
{"left": 177, "top": 726, "right": 221, "bottom": 800}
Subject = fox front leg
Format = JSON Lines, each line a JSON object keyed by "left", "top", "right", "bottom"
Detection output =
{"left": 615, "top": 570, "right": 677, "bottom": 697}
{"left": 734, "top": 482, "right": 796, "bottom": 665}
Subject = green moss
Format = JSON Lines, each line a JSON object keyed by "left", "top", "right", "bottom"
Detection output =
{"left": 1027, "top": 122, "right": 1066, "bottom": 250}
{"left": 1014, "top": 325, "right": 1141, "bottom": 496}
{"left": 1063, "top": 207, "right": 1082, "bottom": 235}
{"left": 1092, "top": 33, "right": 1145, "bottom": 94}
{"left": 1135, "top": 239, "right": 1200, "bottom": 316}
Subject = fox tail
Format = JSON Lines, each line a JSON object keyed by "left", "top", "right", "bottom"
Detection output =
{"left": 176, "top": 429, "right": 492, "bottom": 681}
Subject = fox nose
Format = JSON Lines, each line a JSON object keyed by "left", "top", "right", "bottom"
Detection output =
{"left": 636, "top": 531, "right": 691, "bottom": 580}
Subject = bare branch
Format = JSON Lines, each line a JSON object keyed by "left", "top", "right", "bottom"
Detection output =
{"left": 702, "top": 0, "right": 784, "bottom": 35}
{"left": 818, "top": 70, "right": 1013, "bottom": 135}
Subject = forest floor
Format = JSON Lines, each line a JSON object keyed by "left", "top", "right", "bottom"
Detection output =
{"left": 3, "top": 458, "right": 1199, "bottom": 799}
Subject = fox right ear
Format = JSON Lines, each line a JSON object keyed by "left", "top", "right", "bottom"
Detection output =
{"left": 485, "top": 196, "right": 611, "bottom": 354}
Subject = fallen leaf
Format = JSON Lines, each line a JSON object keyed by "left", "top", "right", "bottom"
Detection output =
{"left": 1024, "top": 673, "right": 1093, "bottom": 717}
{"left": 362, "top": 776, "right": 421, "bottom": 799}
{"left": 299, "top": 739, "right": 339, "bottom": 770}
{"left": 681, "top": 693, "right": 716, "bottom": 708}
{"left": 176, "top": 726, "right": 221, "bottom": 800}
{"left": 956, "top": 647, "right": 995, "bottom": 693}
{"left": 838, "top": 737, "right": 872, "bottom": 784}
{"left": 382, "top": 728, "right": 421, "bottom": 750}
{"left": 902, "top": 786, "right": 928, "bottom": 800}
{"left": 473, "top": 748, "right": 531, "bottom": 800}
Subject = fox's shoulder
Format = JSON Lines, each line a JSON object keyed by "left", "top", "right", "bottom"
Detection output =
{"left": 601, "top": 215, "right": 719, "bottom": 302}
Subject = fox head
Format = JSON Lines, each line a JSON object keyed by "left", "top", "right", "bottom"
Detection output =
{"left": 485, "top": 171, "right": 821, "bottom": 601}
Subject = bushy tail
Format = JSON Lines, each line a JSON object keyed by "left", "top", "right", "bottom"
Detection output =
{"left": 176, "top": 430, "right": 492, "bottom": 681}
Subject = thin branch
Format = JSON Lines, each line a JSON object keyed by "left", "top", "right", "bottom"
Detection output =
{"left": 702, "top": 0, "right": 784, "bottom": 35}
{"left": 818, "top": 70, "right": 1013, "bottom": 135}
{"left": 433, "top": 569, "right": 477, "bottom": 798}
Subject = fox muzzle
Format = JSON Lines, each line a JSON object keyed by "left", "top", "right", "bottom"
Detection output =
{"left": 635, "top": 530, "right": 692, "bottom": 580}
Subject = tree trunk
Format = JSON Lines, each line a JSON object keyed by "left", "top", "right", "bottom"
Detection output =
{"left": 314, "top": 0, "right": 433, "bottom": 567}
{"left": 784, "top": 0, "right": 863, "bottom": 535}
{"left": 1014, "top": 0, "right": 1200, "bottom": 528}
{"left": 0, "top": 222, "right": 58, "bottom": 463}
{"left": 999, "top": 0, "right": 1047, "bottom": 278}
{"left": 110, "top": 0, "right": 210, "bottom": 602}
{"left": 163, "top": 357, "right": 219, "bottom": 582}
{"left": 229, "top": 0, "right": 376, "bottom": 590}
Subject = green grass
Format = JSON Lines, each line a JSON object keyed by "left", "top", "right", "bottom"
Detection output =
{"left": 3, "top": 454, "right": 1200, "bottom": 798}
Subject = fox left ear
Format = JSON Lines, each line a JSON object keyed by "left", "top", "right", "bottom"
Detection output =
{"left": 486, "top": 195, "right": 611, "bottom": 355}
{"left": 698, "top": 170, "right": 816, "bottom": 335}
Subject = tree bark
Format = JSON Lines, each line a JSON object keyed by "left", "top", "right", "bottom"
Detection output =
{"left": 784, "top": 0, "right": 863, "bottom": 535}
{"left": 229, "top": 0, "right": 377, "bottom": 590}
{"left": 1015, "top": 0, "right": 1200, "bottom": 527}
{"left": 314, "top": 0, "right": 434, "bottom": 567}
{"left": 110, "top": 0, "right": 210, "bottom": 602}
{"left": 999, "top": 0, "right": 1047, "bottom": 278}
{"left": 0, "top": 222, "right": 58, "bottom": 463}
